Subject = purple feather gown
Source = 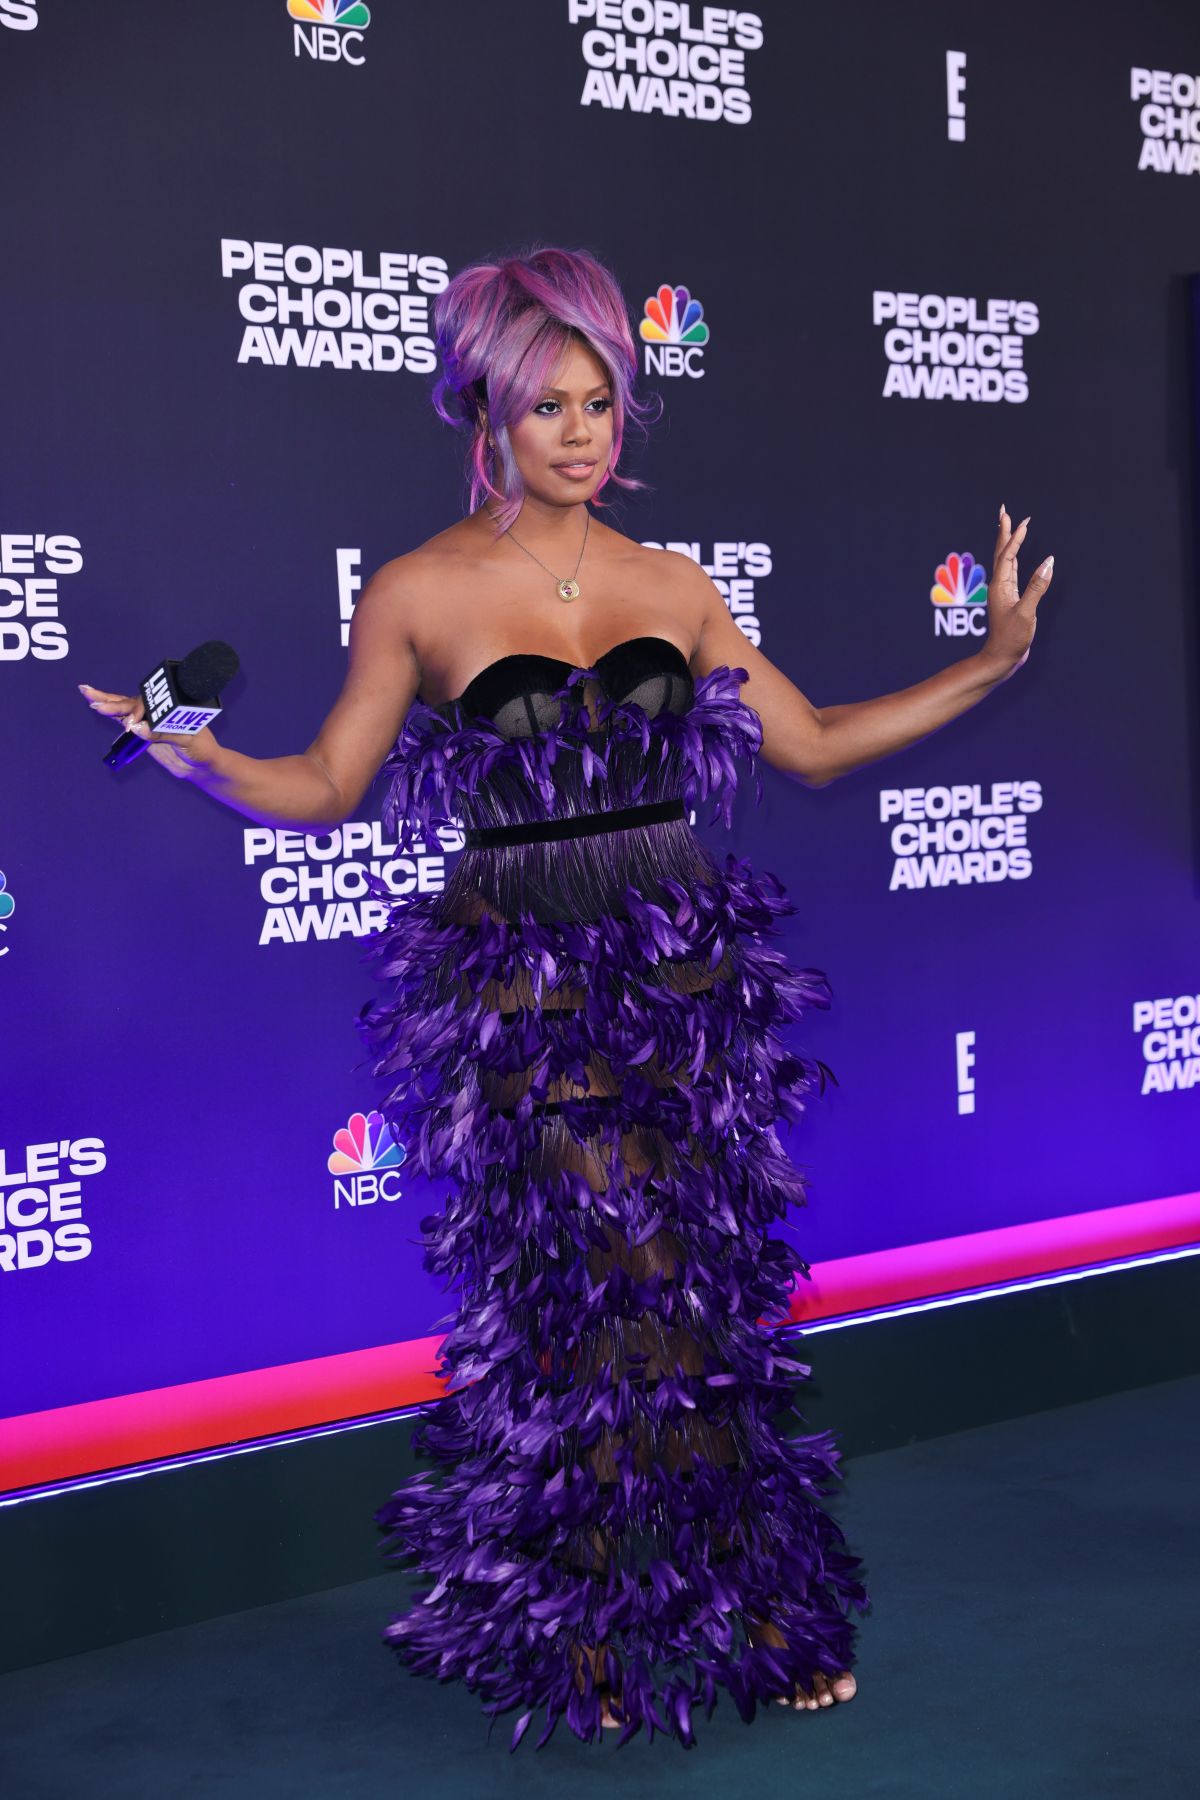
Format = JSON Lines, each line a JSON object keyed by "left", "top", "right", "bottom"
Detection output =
{"left": 357, "top": 636, "right": 870, "bottom": 1750}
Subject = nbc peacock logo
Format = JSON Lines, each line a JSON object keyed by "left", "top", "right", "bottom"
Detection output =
{"left": 639, "top": 284, "right": 709, "bottom": 380}
{"left": 288, "top": 0, "right": 370, "bottom": 22}
{"left": 930, "top": 551, "right": 988, "bottom": 640}
{"left": 327, "top": 1109, "right": 405, "bottom": 1210}
{"left": 287, "top": 0, "right": 370, "bottom": 66}
{"left": 0, "top": 869, "right": 13, "bottom": 956}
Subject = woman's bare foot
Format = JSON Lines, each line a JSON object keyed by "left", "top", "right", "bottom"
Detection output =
{"left": 570, "top": 1642, "right": 623, "bottom": 1729}
{"left": 746, "top": 1616, "right": 858, "bottom": 1711}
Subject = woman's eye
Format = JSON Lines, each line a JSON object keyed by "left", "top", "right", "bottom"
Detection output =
{"left": 532, "top": 397, "right": 611, "bottom": 416}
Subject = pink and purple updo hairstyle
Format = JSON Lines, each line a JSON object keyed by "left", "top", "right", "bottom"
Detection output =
{"left": 431, "top": 246, "right": 659, "bottom": 534}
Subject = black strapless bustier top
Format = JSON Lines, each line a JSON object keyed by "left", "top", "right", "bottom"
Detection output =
{"left": 419, "top": 636, "right": 696, "bottom": 850}
{"left": 382, "top": 632, "right": 761, "bottom": 898}
{"left": 431, "top": 635, "right": 694, "bottom": 737}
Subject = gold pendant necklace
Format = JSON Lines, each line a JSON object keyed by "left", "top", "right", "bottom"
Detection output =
{"left": 488, "top": 507, "right": 590, "bottom": 602}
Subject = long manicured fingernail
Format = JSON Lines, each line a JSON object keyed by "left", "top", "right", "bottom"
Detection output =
{"left": 999, "top": 503, "right": 1005, "bottom": 519}
{"left": 1040, "top": 555, "right": 1054, "bottom": 574}
{"left": 78, "top": 683, "right": 92, "bottom": 692}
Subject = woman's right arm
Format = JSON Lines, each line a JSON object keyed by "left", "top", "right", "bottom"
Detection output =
{"left": 79, "top": 561, "right": 422, "bottom": 831}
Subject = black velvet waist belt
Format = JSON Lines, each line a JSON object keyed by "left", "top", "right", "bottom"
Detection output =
{"left": 463, "top": 797, "right": 685, "bottom": 849}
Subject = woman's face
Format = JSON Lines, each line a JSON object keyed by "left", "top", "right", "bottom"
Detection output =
{"left": 500, "top": 336, "right": 614, "bottom": 508}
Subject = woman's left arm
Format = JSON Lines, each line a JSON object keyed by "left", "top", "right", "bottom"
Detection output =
{"left": 690, "top": 508, "right": 1054, "bottom": 788}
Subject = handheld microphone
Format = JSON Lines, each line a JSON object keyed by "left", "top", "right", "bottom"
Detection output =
{"left": 103, "top": 640, "right": 240, "bottom": 771}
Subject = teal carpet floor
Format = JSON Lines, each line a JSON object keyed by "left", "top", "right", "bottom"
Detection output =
{"left": 2, "top": 1373, "right": 1196, "bottom": 1797}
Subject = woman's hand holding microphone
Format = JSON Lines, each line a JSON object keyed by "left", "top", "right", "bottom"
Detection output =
{"left": 78, "top": 683, "right": 220, "bottom": 780}
{"left": 77, "top": 648, "right": 356, "bottom": 833}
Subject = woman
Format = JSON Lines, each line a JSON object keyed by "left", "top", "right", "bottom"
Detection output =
{"left": 79, "top": 246, "right": 1052, "bottom": 1750}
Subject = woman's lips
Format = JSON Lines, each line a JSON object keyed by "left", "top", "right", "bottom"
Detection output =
{"left": 551, "top": 461, "right": 597, "bottom": 480}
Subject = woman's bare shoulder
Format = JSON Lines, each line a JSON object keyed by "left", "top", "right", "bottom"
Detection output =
{"left": 596, "top": 522, "right": 718, "bottom": 621}
{"left": 596, "top": 519, "right": 709, "bottom": 581}
{"left": 363, "top": 518, "right": 479, "bottom": 601}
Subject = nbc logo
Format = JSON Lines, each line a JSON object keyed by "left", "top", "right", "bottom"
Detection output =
{"left": 328, "top": 1109, "right": 405, "bottom": 1210}
{"left": 287, "top": 0, "right": 370, "bottom": 65}
{"left": 640, "top": 284, "right": 709, "bottom": 379}
{"left": 930, "top": 551, "right": 988, "bottom": 639}
{"left": 0, "top": 869, "right": 12, "bottom": 956}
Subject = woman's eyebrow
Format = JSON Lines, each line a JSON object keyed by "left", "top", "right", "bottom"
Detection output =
{"left": 542, "top": 382, "right": 612, "bottom": 397}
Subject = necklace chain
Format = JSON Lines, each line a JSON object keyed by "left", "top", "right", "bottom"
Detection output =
{"left": 486, "top": 506, "right": 590, "bottom": 602}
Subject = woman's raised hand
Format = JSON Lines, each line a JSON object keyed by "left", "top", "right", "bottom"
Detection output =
{"left": 78, "top": 682, "right": 220, "bottom": 780}
{"left": 983, "top": 505, "right": 1054, "bottom": 675}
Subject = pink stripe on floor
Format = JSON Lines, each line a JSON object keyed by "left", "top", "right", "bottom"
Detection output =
{"left": 3, "top": 1192, "right": 1197, "bottom": 1494}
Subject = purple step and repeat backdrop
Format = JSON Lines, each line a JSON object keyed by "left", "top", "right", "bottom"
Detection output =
{"left": 2, "top": 1, "right": 1199, "bottom": 1436}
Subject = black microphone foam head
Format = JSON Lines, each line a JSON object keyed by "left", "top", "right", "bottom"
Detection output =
{"left": 176, "top": 640, "right": 240, "bottom": 703}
